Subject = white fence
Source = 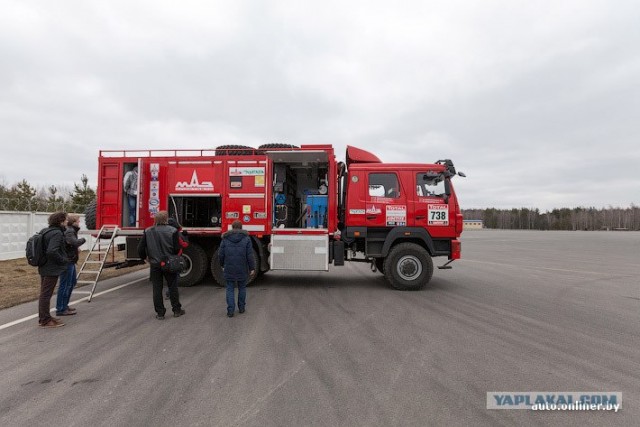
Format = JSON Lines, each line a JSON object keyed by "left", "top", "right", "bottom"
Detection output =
{"left": 0, "top": 211, "right": 92, "bottom": 261}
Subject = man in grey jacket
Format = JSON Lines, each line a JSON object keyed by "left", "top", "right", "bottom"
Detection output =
{"left": 138, "top": 211, "right": 185, "bottom": 320}
{"left": 38, "top": 212, "right": 69, "bottom": 328}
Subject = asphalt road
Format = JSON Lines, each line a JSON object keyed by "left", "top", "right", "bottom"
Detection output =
{"left": 0, "top": 230, "right": 638, "bottom": 426}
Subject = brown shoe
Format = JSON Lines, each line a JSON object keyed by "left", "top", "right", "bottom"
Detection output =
{"left": 40, "top": 319, "right": 65, "bottom": 328}
{"left": 67, "top": 307, "right": 77, "bottom": 312}
{"left": 57, "top": 309, "right": 76, "bottom": 316}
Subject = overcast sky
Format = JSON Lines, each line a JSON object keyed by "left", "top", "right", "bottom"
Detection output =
{"left": 1, "top": 0, "right": 638, "bottom": 210}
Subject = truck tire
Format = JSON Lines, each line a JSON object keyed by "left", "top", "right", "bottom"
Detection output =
{"left": 178, "top": 243, "right": 208, "bottom": 287}
{"left": 257, "top": 143, "right": 299, "bottom": 149}
{"left": 84, "top": 199, "right": 97, "bottom": 230}
{"left": 211, "top": 246, "right": 259, "bottom": 287}
{"left": 215, "top": 145, "right": 254, "bottom": 156}
{"left": 383, "top": 243, "right": 433, "bottom": 290}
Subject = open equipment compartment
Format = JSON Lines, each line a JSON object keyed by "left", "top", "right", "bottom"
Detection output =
{"left": 169, "top": 195, "right": 222, "bottom": 228}
{"left": 267, "top": 150, "right": 330, "bottom": 229}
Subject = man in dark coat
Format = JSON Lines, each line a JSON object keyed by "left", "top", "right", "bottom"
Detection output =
{"left": 38, "top": 212, "right": 69, "bottom": 328}
{"left": 219, "top": 220, "right": 255, "bottom": 317}
{"left": 56, "top": 213, "right": 86, "bottom": 316}
{"left": 138, "top": 210, "right": 185, "bottom": 320}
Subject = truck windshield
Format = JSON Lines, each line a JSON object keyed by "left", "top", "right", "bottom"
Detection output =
{"left": 416, "top": 172, "right": 445, "bottom": 197}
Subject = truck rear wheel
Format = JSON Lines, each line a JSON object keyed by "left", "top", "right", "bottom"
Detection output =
{"left": 383, "top": 243, "right": 433, "bottom": 290}
{"left": 211, "top": 246, "right": 260, "bottom": 287}
{"left": 178, "top": 243, "right": 208, "bottom": 287}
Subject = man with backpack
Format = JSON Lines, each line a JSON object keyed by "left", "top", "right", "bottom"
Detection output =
{"left": 37, "top": 212, "right": 69, "bottom": 328}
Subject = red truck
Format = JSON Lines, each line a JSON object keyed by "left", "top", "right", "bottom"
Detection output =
{"left": 89, "top": 144, "right": 464, "bottom": 290}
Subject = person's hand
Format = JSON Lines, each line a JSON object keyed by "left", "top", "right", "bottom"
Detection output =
{"left": 250, "top": 270, "right": 255, "bottom": 276}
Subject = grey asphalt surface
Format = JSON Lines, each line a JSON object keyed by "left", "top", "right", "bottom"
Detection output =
{"left": 0, "top": 230, "right": 638, "bottom": 426}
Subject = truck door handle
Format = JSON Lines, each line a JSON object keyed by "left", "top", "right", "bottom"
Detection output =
{"left": 366, "top": 215, "right": 377, "bottom": 220}
{"left": 416, "top": 215, "right": 426, "bottom": 220}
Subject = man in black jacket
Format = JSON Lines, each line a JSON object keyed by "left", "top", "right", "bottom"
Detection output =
{"left": 138, "top": 211, "right": 185, "bottom": 320}
{"left": 38, "top": 212, "right": 69, "bottom": 328}
{"left": 219, "top": 220, "right": 255, "bottom": 318}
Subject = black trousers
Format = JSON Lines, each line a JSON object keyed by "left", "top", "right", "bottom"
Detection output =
{"left": 150, "top": 267, "right": 181, "bottom": 316}
{"left": 39, "top": 275, "right": 58, "bottom": 324}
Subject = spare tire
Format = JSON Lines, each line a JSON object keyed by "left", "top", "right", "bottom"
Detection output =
{"left": 215, "top": 145, "right": 255, "bottom": 156}
{"left": 257, "top": 143, "right": 299, "bottom": 150}
{"left": 84, "top": 199, "right": 97, "bottom": 230}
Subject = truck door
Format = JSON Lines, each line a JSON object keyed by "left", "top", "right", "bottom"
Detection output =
{"left": 365, "top": 172, "right": 406, "bottom": 228}
{"left": 412, "top": 171, "right": 450, "bottom": 237}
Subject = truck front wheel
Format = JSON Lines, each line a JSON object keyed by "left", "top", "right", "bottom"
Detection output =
{"left": 383, "top": 243, "right": 433, "bottom": 290}
{"left": 178, "top": 243, "right": 208, "bottom": 287}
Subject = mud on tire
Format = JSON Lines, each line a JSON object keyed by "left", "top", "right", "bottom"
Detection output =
{"left": 383, "top": 243, "right": 433, "bottom": 290}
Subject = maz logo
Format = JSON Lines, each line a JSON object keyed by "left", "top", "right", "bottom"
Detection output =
{"left": 175, "top": 171, "right": 214, "bottom": 191}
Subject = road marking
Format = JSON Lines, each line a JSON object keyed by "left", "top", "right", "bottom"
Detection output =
{"left": 0, "top": 277, "right": 146, "bottom": 331}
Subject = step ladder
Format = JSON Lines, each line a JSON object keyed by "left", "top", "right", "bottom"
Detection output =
{"left": 75, "top": 225, "right": 119, "bottom": 302}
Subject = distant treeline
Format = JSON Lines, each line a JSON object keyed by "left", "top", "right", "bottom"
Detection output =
{"left": 462, "top": 206, "right": 640, "bottom": 231}
{"left": 0, "top": 175, "right": 95, "bottom": 213}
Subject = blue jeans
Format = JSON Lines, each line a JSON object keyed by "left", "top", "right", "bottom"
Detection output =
{"left": 127, "top": 194, "right": 137, "bottom": 226}
{"left": 56, "top": 263, "right": 77, "bottom": 313}
{"left": 226, "top": 280, "right": 246, "bottom": 314}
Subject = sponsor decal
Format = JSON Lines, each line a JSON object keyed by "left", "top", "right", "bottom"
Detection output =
{"left": 254, "top": 212, "right": 267, "bottom": 219}
{"left": 230, "top": 176, "right": 242, "bottom": 188}
{"left": 386, "top": 205, "right": 406, "bottom": 226}
{"left": 255, "top": 175, "right": 265, "bottom": 187}
{"left": 243, "top": 205, "right": 251, "bottom": 214}
{"left": 243, "top": 215, "right": 250, "bottom": 222}
{"left": 366, "top": 205, "right": 381, "bottom": 215}
{"left": 225, "top": 212, "right": 239, "bottom": 219}
{"left": 428, "top": 204, "right": 449, "bottom": 225}
{"left": 349, "top": 209, "right": 365, "bottom": 215}
{"left": 150, "top": 163, "right": 159, "bottom": 181}
{"left": 175, "top": 170, "right": 214, "bottom": 191}
{"left": 229, "top": 167, "right": 265, "bottom": 176}
{"left": 149, "top": 163, "right": 160, "bottom": 216}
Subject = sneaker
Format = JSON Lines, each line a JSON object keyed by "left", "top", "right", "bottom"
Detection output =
{"left": 40, "top": 319, "right": 65, "bottom": 328}
{"left": 239, "top": 308, "right": 245, "bottom": 314}
{"left": 227, "top": 312, "right": 234, "bottom": 318}
{"left": 57, "top": 309, "right": 77, "bottom": 316}
{"left": 173, "top": 309, "right": 186, "bottom": 318}
{"left": 67, "top": 307, "right": 77, "bottom": 312}
{"left": 156, "top": 314, "right": 165, "bottom": 320}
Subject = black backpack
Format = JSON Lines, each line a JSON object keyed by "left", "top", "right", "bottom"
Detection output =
{"left": 25, "top": 228, "right": 54, "bottom": 267}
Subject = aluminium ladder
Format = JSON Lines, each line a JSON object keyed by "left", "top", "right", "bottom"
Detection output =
{"left": 75, "top": 225, "right": 119, "bottom": 302}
